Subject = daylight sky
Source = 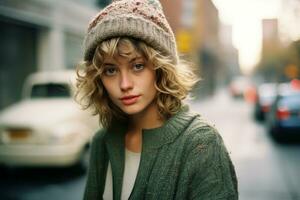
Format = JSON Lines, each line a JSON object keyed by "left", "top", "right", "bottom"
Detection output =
{"left": 213, "top": 0, "right": 282, "bottom": 74}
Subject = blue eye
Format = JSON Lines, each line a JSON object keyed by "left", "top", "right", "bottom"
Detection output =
{"left": 133, "top": 63, "right": 144, "bottom": 71}
{"left": 104, "top": 66, "right": 117, "bottom": 76}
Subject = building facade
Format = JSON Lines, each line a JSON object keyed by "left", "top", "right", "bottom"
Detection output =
{"left": 161, "top": 0, "right": 222, "bottom": 97}
{"left": 0, "top": 0, "right": 101, "bottom": 109}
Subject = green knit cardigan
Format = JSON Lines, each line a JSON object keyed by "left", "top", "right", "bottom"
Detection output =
{"left": 83, "top": 107, "right": 238, "bottom": 200}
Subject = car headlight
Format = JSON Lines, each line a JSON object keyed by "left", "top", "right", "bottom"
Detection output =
{"left": 0, "top": 127, "right": 33, "bottom": 144}
{"left": 48, "top": 125, "right": 82, "bottom": 144}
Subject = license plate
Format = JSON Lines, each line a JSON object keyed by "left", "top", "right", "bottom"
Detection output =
{"left": 9, "top": 130, "right": 30, "bottom": 139}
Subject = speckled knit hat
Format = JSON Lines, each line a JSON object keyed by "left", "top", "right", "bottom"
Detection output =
{"left": 83, "top": 0, "right": 178, "bottom": 64}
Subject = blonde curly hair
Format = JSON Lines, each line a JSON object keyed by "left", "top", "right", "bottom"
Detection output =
{"left": 75, "top": 37, "right": 198, "bottom": 128}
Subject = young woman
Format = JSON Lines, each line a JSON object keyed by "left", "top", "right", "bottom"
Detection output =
{"left": 76, "top": 0, "right": 238, "bottom": 199}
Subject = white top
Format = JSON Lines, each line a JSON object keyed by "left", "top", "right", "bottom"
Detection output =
{"left": 103, "top": 149, "right": 141, "bottom": 200}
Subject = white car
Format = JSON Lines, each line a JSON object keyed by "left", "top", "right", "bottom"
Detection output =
{"left": 229, "top": 76, "right": 252, "bottom": 99}
{"left": 0, "top": 70, "right": 99, "bottom": 169}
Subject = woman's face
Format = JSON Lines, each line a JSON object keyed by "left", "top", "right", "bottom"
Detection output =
{"left": 100, "top": 43, "right": 158, "bottom": 116}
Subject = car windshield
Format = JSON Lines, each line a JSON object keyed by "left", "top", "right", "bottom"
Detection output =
{"left": 31, "top": 83, "right": 70, "bottom": 98}
{"left": 279, "top": 93, "right": 300, "bottom": 109}
{"left": 260, "top": 95, "right": 276, "bottom": 104}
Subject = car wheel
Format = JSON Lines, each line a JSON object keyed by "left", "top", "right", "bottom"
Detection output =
{"left": 269, "top": 127, "right": 285, "bottom": 142}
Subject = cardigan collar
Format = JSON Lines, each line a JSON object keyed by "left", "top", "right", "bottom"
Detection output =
{"left": 104, "top": 105, "right": 199, "bottom": 149}
{"left": 141, "top": 105, "right": 198, "bottom": 149}
{"left": 103, "top": 105, "right": 198, "bottom": 200}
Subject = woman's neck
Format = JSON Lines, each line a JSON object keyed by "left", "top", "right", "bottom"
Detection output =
{"left": 125, "top": 102, "right": 164, "bottom": 153}
{"left": 128, "top": 102, "right": 164, "bottom": 132}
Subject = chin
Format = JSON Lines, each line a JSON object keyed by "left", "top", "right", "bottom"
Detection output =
{"left": 120, "top": 105, "right": 145, "bottom": 115}
{"left": 122, "top": 108, "right": 143, "bottom": 115}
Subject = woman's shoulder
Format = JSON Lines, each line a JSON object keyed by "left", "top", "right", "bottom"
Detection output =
{"left": 183, "top": 113, "right": 224, "bottom": 148}
{"left": 180, "top": 113, "right": 232, "bottom": 165}
{"left": 90, "top": 128, "right": 108, "bottom": 146}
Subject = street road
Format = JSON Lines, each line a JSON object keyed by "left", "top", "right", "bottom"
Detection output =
{"left": 1, "top": 89, "right": 300, "bottom": 200}
{"left": 189, "top": 89, "right": 300, "bottom": 200}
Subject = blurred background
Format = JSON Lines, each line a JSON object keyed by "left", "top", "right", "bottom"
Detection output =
{"left": 1, "top": 0, "right": 300, "bottom": 200}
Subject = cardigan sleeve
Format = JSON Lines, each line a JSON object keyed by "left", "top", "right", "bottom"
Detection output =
{"left": 83, "top": 130, "right": 107, "bottom": 200}
{"left": 187, "top": 128, "right": 238, "bottom": 200}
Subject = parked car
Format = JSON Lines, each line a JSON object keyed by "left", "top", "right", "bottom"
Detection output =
{"left": 229, "top": 76, "right": 252, "bottom": 99}
{"left": 254, "top": 83, "right": 277, "bottom": 121}
{"left": 266, "top": 82, "right": 300, "bottom": 141}
{"left": 0, "top": 70, "right": 99, "bottom": 169}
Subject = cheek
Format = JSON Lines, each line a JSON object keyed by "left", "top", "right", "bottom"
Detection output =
{"left": 101, "top": 79, "right": 115, "bottom": 97}
{"left": 101, "top": 79, "right": 109, "bottom": 91}
{"left": 149, "top": 72, "right": 157, "bottom": 89}
{"left": 144, "top": 74, "right": 157, "bottom": 96}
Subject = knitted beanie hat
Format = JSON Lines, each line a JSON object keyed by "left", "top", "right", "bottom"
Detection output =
{"left": 83, "top": 0, "right": 178, "bottom": 64}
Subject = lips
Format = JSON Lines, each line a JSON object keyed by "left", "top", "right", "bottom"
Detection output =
{"left": 120, "top": 95, "right": 141, "bottom": 105}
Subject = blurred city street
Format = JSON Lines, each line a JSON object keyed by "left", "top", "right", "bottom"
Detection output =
{"left": 1, "top": 89, "right": 300, "bottom": 200}
{"left": 189, "top": 89, "right": 300, "bottom": 200}
{"left": 1, "top": 0, "right": 300, "bottom": 200}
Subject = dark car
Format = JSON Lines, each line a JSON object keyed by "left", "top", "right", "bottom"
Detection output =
{"left": 254, "top": 83, "right": 277, "bottom": 121}
{"left": 266, "top": 83, "right": 300, "bottom": 141}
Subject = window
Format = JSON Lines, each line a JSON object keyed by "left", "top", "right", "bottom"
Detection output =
{"left": 97, "top": 0, "right": 111, "bottom": 7}
{"left": 31, "top": 83, "right": 70, "bottom": 98}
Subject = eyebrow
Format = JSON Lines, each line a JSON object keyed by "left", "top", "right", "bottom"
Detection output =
{"left": 129, "top": 56, "right": 144, "bottom": 63}
{"left": 103, "top": 56, "right": 144, "bottom": 65}
{"left": 102, "top": 62, "right": 115, "bottom": 66}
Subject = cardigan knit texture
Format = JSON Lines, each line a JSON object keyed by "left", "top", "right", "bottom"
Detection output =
{"left": 83, "top": 107, "right": 238, "bottom": 200}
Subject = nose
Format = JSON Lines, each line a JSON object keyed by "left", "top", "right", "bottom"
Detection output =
{"left": 120, "top": 72, "right": 133, "bottom": 91}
